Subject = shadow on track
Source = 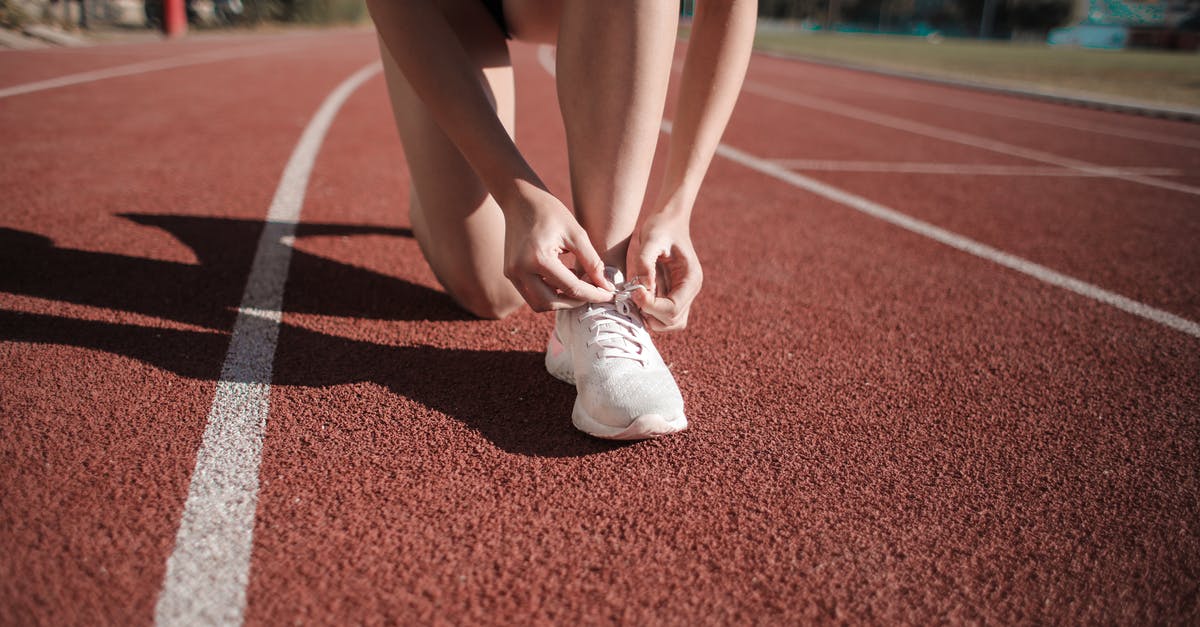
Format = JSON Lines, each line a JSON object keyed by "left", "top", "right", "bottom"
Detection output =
{"left": 0, "top": 215, "right": 621, "bottom": 457}
{"left": 1, "top": 311, "right": 613, "bottom": 457}
{"left": 0, "top": 214, "right": 469, "bottom": 328}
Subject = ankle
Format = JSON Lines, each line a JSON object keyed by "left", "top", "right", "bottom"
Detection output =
{"left": 594, "top": 236, "right": 629, "bottom": 271}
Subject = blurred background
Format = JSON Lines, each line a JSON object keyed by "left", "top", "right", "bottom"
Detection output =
{"left": 744, "top": 0, "right": 1200, "bottom": 47}
{"left": 0, "top": 0, "right": 367, "bottom": 31}
{"left": 5, "top": 0, "right": 1196, "bottom": 46}
{"left": 2, "top": 0, "right": 1197, "bottom": 107}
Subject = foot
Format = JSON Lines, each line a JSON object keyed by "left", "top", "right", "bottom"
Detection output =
{"left": 545, "top": 267, "right": 687, "bottom": 440}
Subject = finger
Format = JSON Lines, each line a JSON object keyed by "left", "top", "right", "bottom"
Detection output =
{"left": 628, "top": 245, "right": 662, "bottom": 296}
{"left": 649, "top": 252, "right": 701, "bottom": 308}
{"left": 514, "top": 276, "right": 580, "bottom": 312}
{"left": 642, "top": 310, "right": 687, "bottom": 333}
{"left": 512, "top": 279, "right": 552, "bottom": 313}
{"left": 537, "top": 254, "right": 613, "bottom": 303}
{"left": 568, "top": 232, "right": 615, "bottom": 291}
{"left": 527, "top": 275, "right": 586, "bottom": 311}
{"left": 636, "top": 292, "right": 681, "bottom": 324}
{"left": 640, "top": 306, "right": 667, "bottom": 331}
{"left": 635, "top": 285, "right": 695, "bottom": 328}
{"left": 670, "top": 271, "right": 703, "bottom": 311}
{"left": 631, "top": 285, "right": 655, "bottom": 310}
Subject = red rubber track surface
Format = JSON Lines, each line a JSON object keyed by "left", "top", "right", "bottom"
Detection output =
{"left": 2, "top": 30, "right": 1198, "bottom": 624}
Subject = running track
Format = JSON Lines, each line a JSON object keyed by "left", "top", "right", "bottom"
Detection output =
{"left": 2, "top": 27, "right": 1198, "bottom": 624}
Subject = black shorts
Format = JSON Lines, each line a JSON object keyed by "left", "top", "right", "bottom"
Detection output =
{"left": 480, "top": 0, "right": 511, "bottom": 39}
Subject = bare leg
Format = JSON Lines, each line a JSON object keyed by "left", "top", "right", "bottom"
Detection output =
{"left": 505, "top": 1, "right": 689, "bottom": 441}
{"left": 554, "top": 0, "right": 679, "bottom": 269}
{"left": 377, "top": 0, "right": 523, "bottom": 319}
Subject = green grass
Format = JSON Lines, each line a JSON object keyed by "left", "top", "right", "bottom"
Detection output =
{"left": 744, "top": 29, "right": 1200, "bottom": 109}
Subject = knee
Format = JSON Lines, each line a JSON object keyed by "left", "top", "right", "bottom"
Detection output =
{"left": 449, "top": 280, "right": 524, "bottom": 320}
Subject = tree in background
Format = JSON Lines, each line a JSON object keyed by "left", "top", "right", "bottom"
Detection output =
{"left": 758, "top": 0, "right": 811, "bottom": 18}
{"left": 1006, "top": 0, "right": 1072, "bottom": 34}
{"left": 0, "top": 0, "right": 31, "bottom": 28}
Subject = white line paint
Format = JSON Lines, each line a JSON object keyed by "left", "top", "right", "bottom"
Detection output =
{"left": 769, "top": 160, "right": 1183, "bottom": 177}
{"left": 857, "top": 86, "right": 1200, "bottom": 151}
{"left": 742, "top": 80, "right": 1200, "bottom": 197}
{"left": 534, "top": 44, "right": 1199, "bottom": 338}
{"left": 154, "top": 62, "right": 381, "bottom": 627}
{"left": 0, "top": 40, "right": 309, "bottom": 99}
{"left": 534, "top": 44, "right": 1200, "bottom": 338}
{"left": 750, "top": 63, "right": 1200, "bottom": 150}
{"left": 705, "top": 126, "right": 1200, "bottom": 339}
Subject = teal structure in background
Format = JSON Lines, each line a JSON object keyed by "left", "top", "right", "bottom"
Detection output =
{"left": 1048, "top": 0, "right": 1166, "bottom": 48}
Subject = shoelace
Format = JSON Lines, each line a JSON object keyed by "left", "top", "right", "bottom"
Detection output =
{"left": 581, "top": 283, "right": 647, "bottom": 364}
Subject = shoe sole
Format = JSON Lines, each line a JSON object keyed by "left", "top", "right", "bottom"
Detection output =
{"left": 572, "top": 399, "right": 688, "bottom": 441}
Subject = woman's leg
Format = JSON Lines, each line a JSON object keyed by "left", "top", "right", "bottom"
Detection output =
{"left": 553, "top": 0, "right": 679, "bottom": 268}
{"left": 377, "top": 0, "right": 523, "bottom": 319}
{"left": 504, "top": 2, "right": 688, "bottom": 440}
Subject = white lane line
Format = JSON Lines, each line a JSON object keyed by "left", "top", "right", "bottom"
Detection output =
{"left": 750, "top": 62, "right": 1200, "bottom": 151}
{"left": 539, "top": 44, "right": 1200, "bottom": 339}
{"left": 153, "top": 61, "right": 381, "bottom": 627}
{"left": 769, "top": 160, "right": 1183, "bottom": 177}
{"left": 0, "top": 40, "right": 311, "bottom": 99}
{"left": 708, "top": 127, "right": 1200, "bottom": 339}
{"left": 741, "top": 80, "right": 1200, "bottom": 198}
{"left": 858, "top": 86, "right": 1200, "bottom": 151}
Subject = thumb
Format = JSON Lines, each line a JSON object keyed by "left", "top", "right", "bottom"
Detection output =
{"left": 631, "top": 282, "right": 654, "bottom": 310}
{"left": 570, "top": 231, "right": 615, "bottom": 291}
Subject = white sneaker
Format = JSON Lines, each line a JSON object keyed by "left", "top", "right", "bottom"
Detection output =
{"left": 545, "top": 267, "right": 687, "bottom": 440}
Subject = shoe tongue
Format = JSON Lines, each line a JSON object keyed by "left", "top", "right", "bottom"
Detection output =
{"left": 604, "top": 266, "right": 625, "bottom": 286}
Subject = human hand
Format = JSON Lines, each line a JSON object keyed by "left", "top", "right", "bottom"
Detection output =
{"left": 501, "top": 186, "right": 614, "bottom": 312}
{"left": 626, "top": 212, "right": 702, "bottom": 332}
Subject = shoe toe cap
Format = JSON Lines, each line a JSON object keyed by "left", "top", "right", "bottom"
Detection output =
{"left": 578, "top": 369, "right": 684, "bottom": 429}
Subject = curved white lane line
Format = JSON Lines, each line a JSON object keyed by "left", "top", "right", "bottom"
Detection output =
{"left": 0, "top": 39, "right": 311, "bottom": 99}
{"left": 153, "top": 61, "right": 382, "bottom": 627}
{"left": 536, "top": 44, "right": 1199, "bottom": 339}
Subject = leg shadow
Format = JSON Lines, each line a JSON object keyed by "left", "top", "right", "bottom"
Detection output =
{"left": 271, "top": 323, "right": 624, "bottom": 457}
{"left": 0, "top": 215, "right": 467, "bottom": 328}
{"left": 2, "top": 312, "right": 622, "bottom": 458}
